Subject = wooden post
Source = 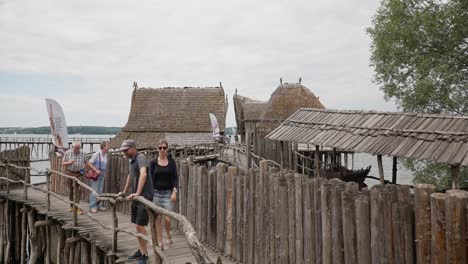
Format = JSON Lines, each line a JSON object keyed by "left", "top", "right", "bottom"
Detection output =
{"left": 277, "top": 173, "right": 289, "bottom": 264}
{"left": 303, "top": 178, "right": 314, "bottom": 264}
{"left": 342, "top": 182, "right": 359, "bottom": 264}
{"left": 46, "top": 171, "right": 51, "bottom": 264}
{"left": 315, "top": 146, "right": 320, "bottom": 178}
{"left": 147, "top": 208, "right": 162, "bottom": 264}
{"left": 287, "top": 174, "right": 296, "bottom": 264}
{"left": 225, "top": 166, "right": 237, "bottom": 256}
{"left": 392, "top": 157, "right": 397, "bottom": 184}
{"left": 451, "top": 165, "right": 460, "bottom": 189}
{"left": 355, "top": 193, "right": 371, "bottom": 264}
{"left": 445, "top": 190, "right": 468, "bottom": 264}
{"left": 254, "top": 161, "right": 267, "bottom": 263}
{"left": 430, "top": 193, "right": 446, "bottom": 264}
{"left": 321, "top": 181, "right": 332, "bottom": 264}
{"left": 111, "top": 202, "right": 119, "bottom": 263}
{"left": 216, "top": 163, "right": 227, "bottom": 252}
{"left": 5, "top": 163, "right": 9, "bottom": 194}
{"left": 414, "top": 184, "right": 435, "bottom": 264}
{"left": 330, "top": 179, "right": 345, "bottom": 264}
{"left": 20, "top": 206, "right": 27, "bottom": 264}
{"left": 377, "top": 155, "right": 384, "bottom": 185}
{"left": 295, "top": 175, "right": 304, "bottom": 264}
{"left": 72, "top": 179, "right": 78, "bottom": 228}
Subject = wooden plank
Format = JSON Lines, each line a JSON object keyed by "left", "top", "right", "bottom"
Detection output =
{"left": 355, "top": 192, "right": 370, "bottom": 264}
{"left": 445, "top": 190, "right": 468, "bottom": 264}
{"left": 415, "top": 184, "right": 435, "bottom": 264}
{"left": 225, "top": 166, "right": 236, "bottom": 257}
{"left": 321, "top": 181, "right": 332, "bottom": 264}
{"left": 342, "top": 182, "right": 358, "bottom": 264}
{"left": 295, "top": 175, "right": 304, "bottom": 264}
{"left": 287, "top": 173, "right": 296, "bottom": 264}
{"left": 303, "top": 178, "right": 313, "bottom": 264}
{"left": 216, "top": 163, "right": 226, "bottom": 252}
{"left": 431, "top": 193, "right": 446, "bottom": 264}
{"left": 330, "top": 179, "right": 345, "bottom": 264}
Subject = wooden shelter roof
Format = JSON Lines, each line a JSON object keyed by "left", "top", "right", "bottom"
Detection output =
{"left": 111, "top": 86, "right": 227, "bottom": 148}
{"left": 266, "top": 108, "right": 468, "bottom": 166}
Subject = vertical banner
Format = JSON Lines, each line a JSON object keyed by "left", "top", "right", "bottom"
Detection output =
{"left": 209, "top": 113, "right": 220, "bottom": 140}
{"left": 45, "top": 98, "right": 69, "bottom": 153}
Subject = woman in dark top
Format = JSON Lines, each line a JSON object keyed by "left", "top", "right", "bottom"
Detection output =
{"left": 150, "top": 139, "right": 178, "bottom": 248}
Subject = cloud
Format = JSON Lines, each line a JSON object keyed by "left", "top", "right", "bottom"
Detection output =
{"left": 0, "top": 0, "right": 396, "bottom": 128}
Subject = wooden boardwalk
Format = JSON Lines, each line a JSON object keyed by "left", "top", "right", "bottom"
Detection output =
{"left": 0, "top": 187, "right": 235, "bottom": 264}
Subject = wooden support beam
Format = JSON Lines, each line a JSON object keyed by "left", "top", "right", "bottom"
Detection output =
{"left": 66, "top": 236, "right": 84, "bottom": 245}
{"left": 315, "top": 145, "right": 320, "bottom": 178}
{"left": 377, "top": 155, "right": 384, "bottom": 185}
{"left": 451, "top": 165, "right": 460, "bottom": 189}
{"left": 392, "top": 157, "right": 397, "bottom": 184}
{"left": 34, "top": 220, "right": 51, "bottom": 228}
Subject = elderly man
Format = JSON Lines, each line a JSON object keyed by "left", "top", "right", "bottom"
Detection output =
{"left": 118, "top": 139, "right": 153, "bottom": 264}
{"left": 62, "top": 141, "right": 88, "bottom": 214}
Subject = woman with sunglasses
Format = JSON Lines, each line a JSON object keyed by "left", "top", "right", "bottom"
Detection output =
{"left": 149, "top": 139, "right": 178, "bottom": 248}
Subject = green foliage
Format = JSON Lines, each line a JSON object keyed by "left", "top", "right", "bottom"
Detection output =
{"left": 368, "top": 0, "right": 468, "bottom": 188}
{"left": 403, "top": 159, "right": 468, "bottom": 190}
{"left": 367, "top": 0, "right": 468, "bottom": 114}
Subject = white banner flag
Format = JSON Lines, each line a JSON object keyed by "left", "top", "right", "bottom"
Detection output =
{"left": 209, "top": 113, "right": 220, "bottom": 140}
{"left": 45, "top": 98, "right": 68, "bottom": 153}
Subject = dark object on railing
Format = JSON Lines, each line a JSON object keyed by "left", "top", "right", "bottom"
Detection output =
{"left": 321, "top": 165, "right": 371, "bottom": 186}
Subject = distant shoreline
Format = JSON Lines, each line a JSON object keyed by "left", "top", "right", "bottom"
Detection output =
{"left": 0, "top": 126, "right": 122, "bottom": 135}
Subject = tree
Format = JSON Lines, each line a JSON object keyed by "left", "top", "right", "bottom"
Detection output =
{"left": 367, "top": 0, "right": 468, "bottom": 189}
{"left": 367, "top": 0, "right": 467, "bottom": 114}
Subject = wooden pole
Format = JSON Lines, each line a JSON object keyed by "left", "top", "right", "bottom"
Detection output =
{"left": 147, "top": 208, "right": 162, "bottom": 264}
{"left": 355, "top": 193, "right": 371, "bottom": 264}
{"left": 342, "top": 182, "right": 359, "bottom": 264}
{"left": 46, "top": 171, "right": 51, "bottom": 264}
{"left": 445, "top": 190, "right": 468, "bottom": 264}
{"left": 73, "top": 178, "right": 78, "bottom": 228}
{"left": 315, "top": 146, "right": 320, "bottom": 178}
{"left": 451, "top": 165, "right": 460, "bottom": 189}
{"left": 430, "top": 193, "right": 447, "bottom": 264}
{"left": 392, "top": 157, "right": 397, "bottom": 184}
{"left": 377, "top": 155, "right": 384, "bottom": 185}
{"left": 414, "top": 184, "right": 435, "bottom": 264}
{"left": 5, "top": 163, "right": 9, "bottom": 194}
{"left": 321, "top": 181, "right": 332, "bottom": 264}
{"left": 111, "top": 202, "right": 119, "bottom": 263}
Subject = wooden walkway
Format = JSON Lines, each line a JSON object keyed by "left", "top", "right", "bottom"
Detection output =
{"left": 0, "top": 187, "right": 235, "bottom": 264}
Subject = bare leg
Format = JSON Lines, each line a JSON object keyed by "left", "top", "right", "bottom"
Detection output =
{"left": 156, "top": 216, "right": 163, "bottom": 247}
{"left": 135, "top": 225, "right": 148, "bottom": 255}
{"left": 165, "top": 216, "right": 172, "bottom": 243}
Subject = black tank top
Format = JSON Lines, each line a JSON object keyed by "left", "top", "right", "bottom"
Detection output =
{"left": 154, "top": 162, "right": 172, "bottom": 190}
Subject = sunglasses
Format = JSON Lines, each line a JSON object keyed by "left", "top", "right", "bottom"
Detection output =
{"left": 158, "top": 146, "right": 168, "bottom": 150}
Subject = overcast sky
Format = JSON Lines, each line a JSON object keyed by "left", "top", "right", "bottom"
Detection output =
{"left": 0, "top": 0, "right": 397, "bottom": 128}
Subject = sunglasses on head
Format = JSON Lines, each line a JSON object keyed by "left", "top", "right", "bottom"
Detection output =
{"left": 158, "top": 146, "right": 168, "bottom": 150}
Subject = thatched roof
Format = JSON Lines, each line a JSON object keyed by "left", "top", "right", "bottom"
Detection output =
{"left": 267, "top": 108, "right": 468, "bottom": 166}
{"left": 111, "top": 86, "right": 228, "bottom": 148}
{"left": 234, "top": 82, "right": 325, "bottom": 130}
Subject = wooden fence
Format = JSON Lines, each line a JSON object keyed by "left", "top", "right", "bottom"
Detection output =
{"left": 178, "top": 159, "right": 468, "bottom": 264}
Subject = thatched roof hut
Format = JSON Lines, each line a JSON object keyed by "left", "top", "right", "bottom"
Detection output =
{"left": 234, "top": 81, "right": 325, "bottom": 136}
{"left": 111, "top": 85, "right": 228, "bottom": 148}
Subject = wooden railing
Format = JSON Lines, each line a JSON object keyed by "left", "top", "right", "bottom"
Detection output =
{"left": 0, "top": 161, "right": 211, "bottom": 264}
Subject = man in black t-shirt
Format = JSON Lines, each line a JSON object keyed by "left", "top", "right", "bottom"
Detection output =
{"left": 118, "top": 139, "right": 153, "bottom": 264}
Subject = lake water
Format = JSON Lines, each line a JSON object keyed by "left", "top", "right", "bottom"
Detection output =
{"left": 2, "top": 134, "right": 415, "bottom": 186}
{"left": 1, "top": 134, "right": 112, "bottom": 184}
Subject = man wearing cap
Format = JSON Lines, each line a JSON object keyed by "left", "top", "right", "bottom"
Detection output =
{"left": 118, "top": 139, "right": 153, "bottom": 264}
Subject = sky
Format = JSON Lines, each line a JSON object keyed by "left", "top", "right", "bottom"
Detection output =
{"left": 0, "top": 0, "right": 398, "bottom": 128}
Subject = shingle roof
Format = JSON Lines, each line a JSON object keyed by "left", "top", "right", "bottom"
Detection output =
{"left": 266, "top": 108, "right": 468, "bottom": 166}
